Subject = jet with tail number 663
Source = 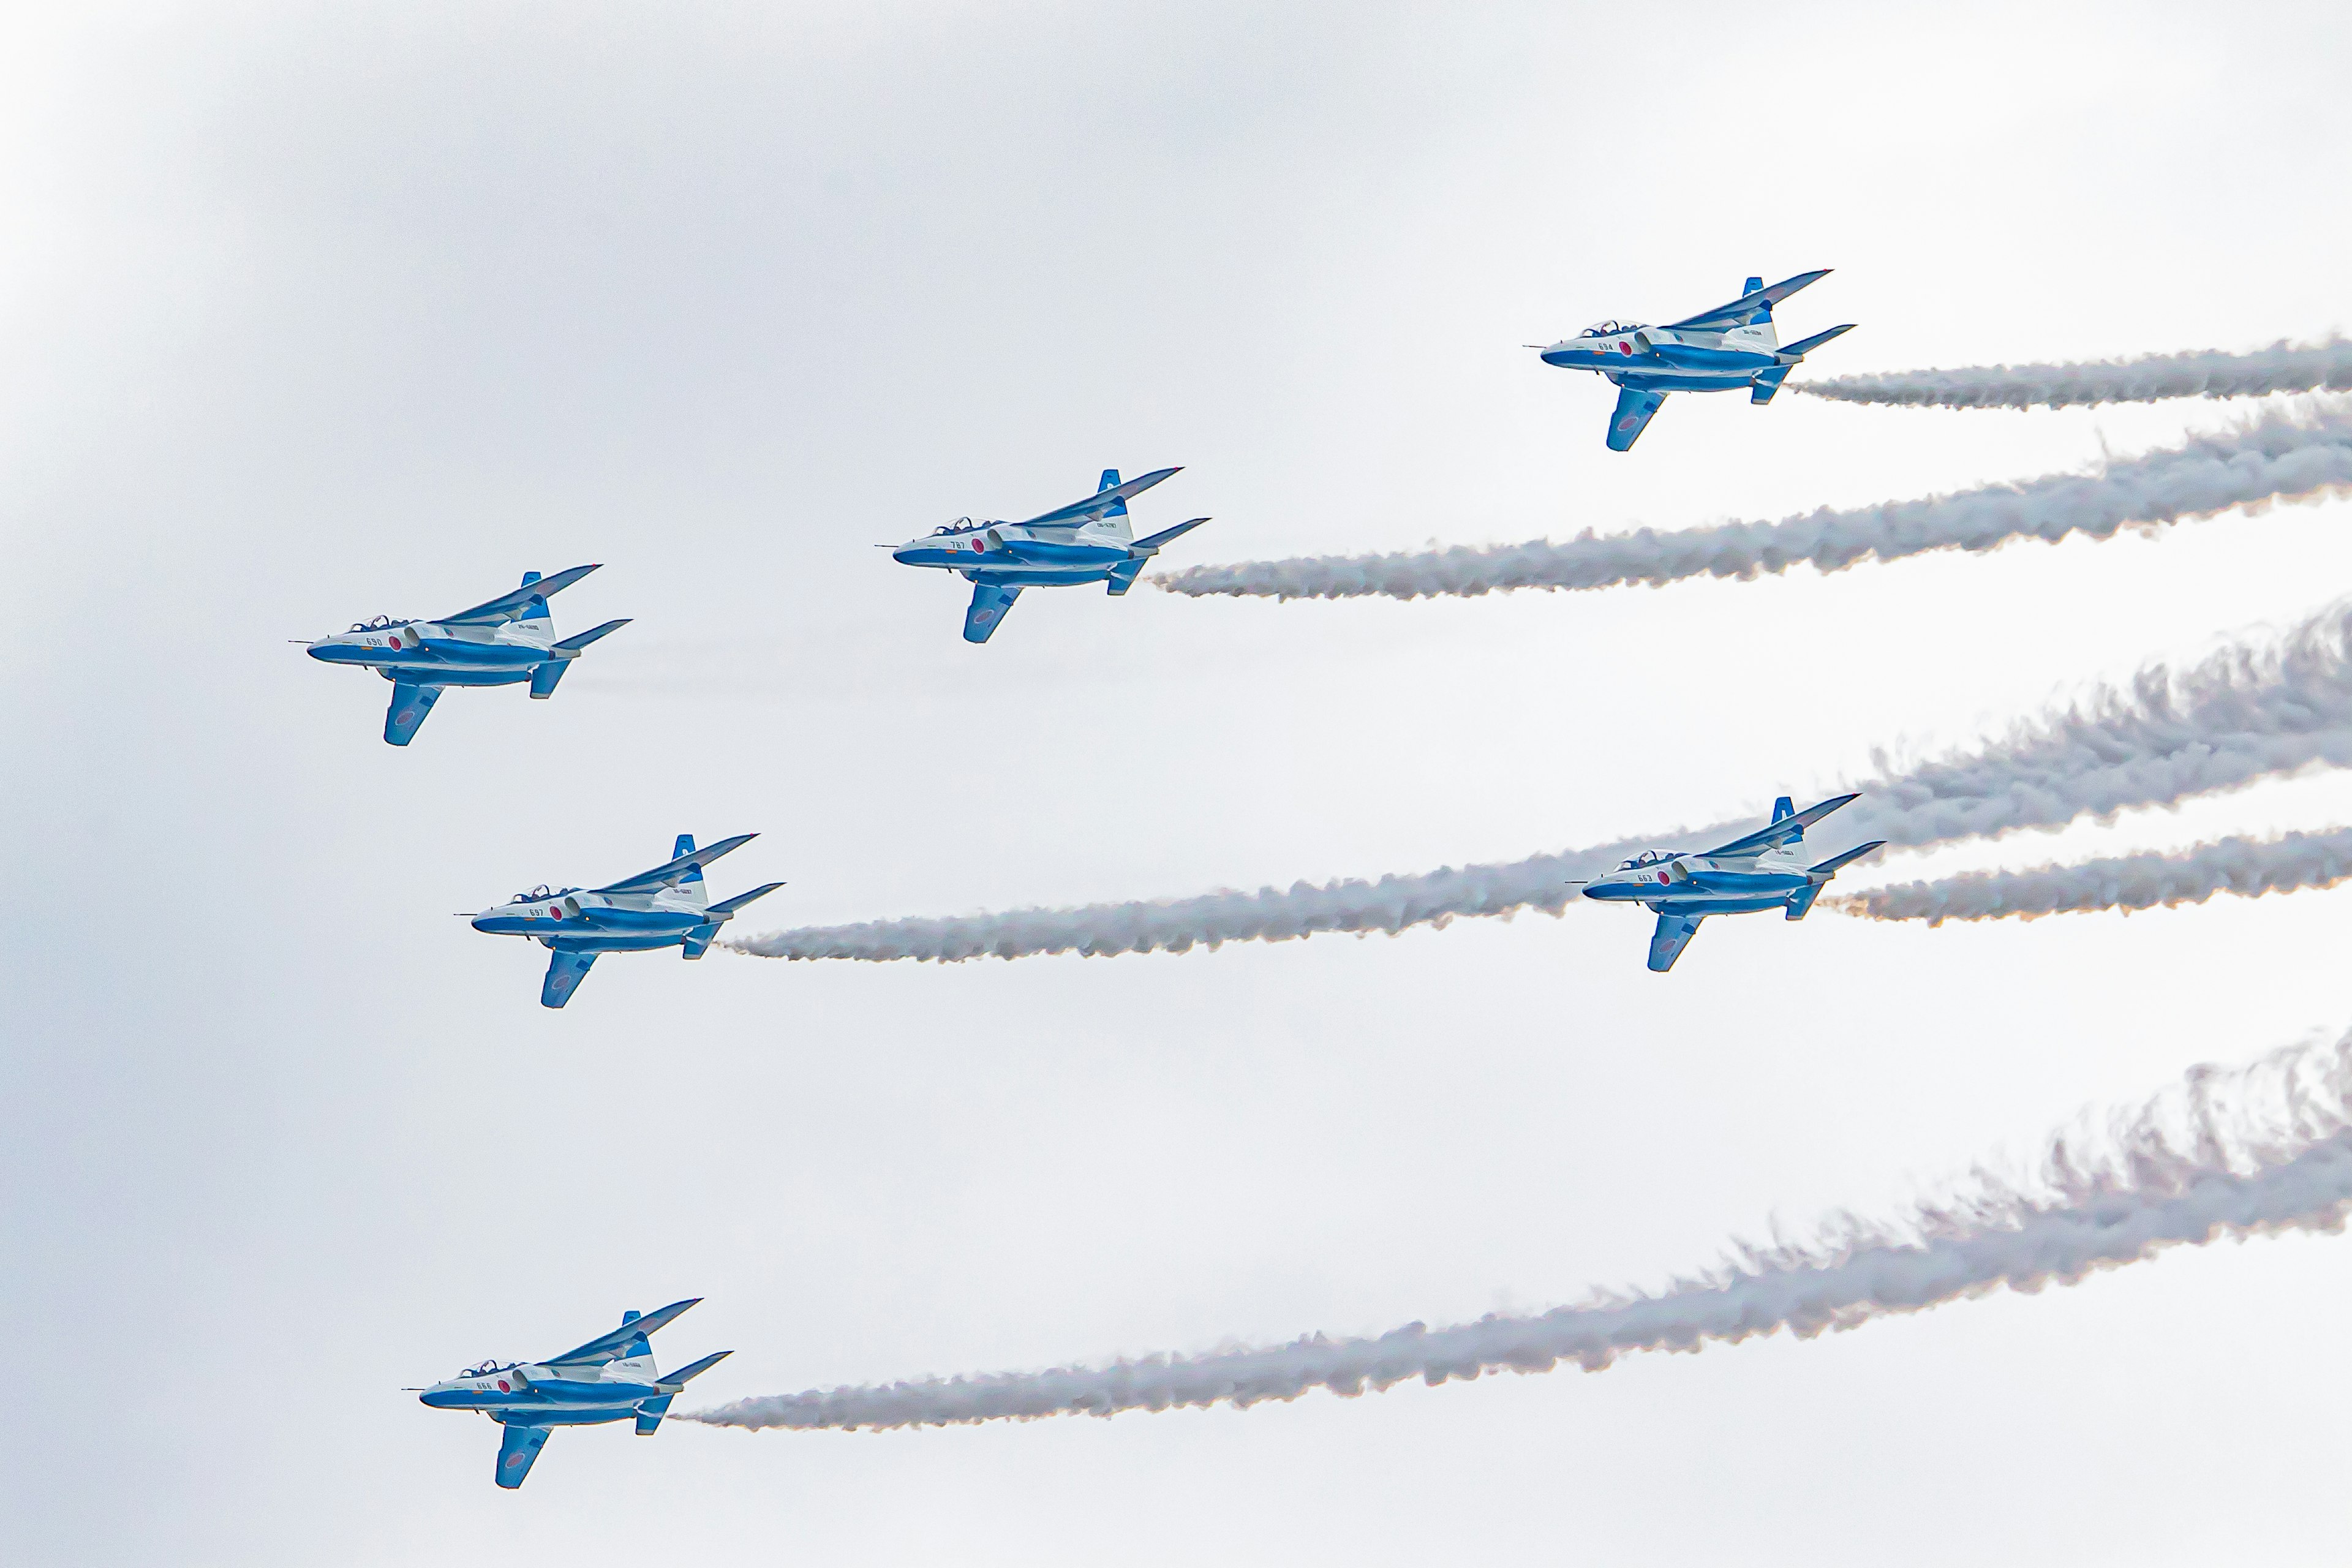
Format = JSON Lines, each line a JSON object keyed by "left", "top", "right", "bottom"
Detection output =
{"left": 412, "top": 1298, "right": 729, "bottom": 1490}
{"left": 1577, "top": 793, "right": 1883, "bottom": 971}
{"left": 469, "top": 833, "right": 783, "bottom": 1007}
{"left": 1532, "top": 270, "right": 1855, "bottom": 451}
{"left": 890, "top": 467, "right": 1208, "bottom": 643}
{"left": 303, "top": 564, "right": 628, "bottom": 745}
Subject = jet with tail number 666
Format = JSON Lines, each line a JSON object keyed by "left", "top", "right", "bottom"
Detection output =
{"left": 469, "top": 833, "right": 783, "bottom": 1007}
{"left": 412, "top": 1298, "right": 729, "bottom": 1490}
{"left": 1577, "top": 793, "right": 1883, "bottom": 972}
{"left": 1532, "top": 270, "right": 1855, "bottom": 451}
{"left": 891, "top": 467, "right": 1208, "bottom": 643}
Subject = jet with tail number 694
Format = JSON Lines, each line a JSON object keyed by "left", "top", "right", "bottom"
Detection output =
{"left": 890, "top": 467, "right": 1208, "bottom": 643}
{"left": 303, "top": 564, "right": 628, "bottom": 745}
{"left": 1532, "top": 270, "right": 1855, "bottom": 451}
{"left": 469, "top": 832, "right": 783, "bottom": 1007}
{"left": 1576, "top": 793, "right": 1883, "bottom": 972}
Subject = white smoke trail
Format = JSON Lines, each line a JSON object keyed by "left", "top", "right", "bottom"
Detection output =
{"left": 688, "top": 1033, "right": 2352, "bottom": 1432}
{"left": 731, "top": 598, "right": 2352, "bottom": 962}
{"left": 1834, "top": 826, "right": 2352, "bottom": 925}
{"left": 1153, "top": 404, "right": 2352, "bottom": 601}
{"left": 1800, "top": 338, "right": 2352, "bottom": 410}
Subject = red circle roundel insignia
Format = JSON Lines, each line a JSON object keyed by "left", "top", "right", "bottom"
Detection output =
{"left": 386, "top": 635, "right": 401, "bottom": 648}
{"left": 1618, "top": 341, "right": 1632, "bottom": 355}
{"left": 497, "top": 1379, "right": 511, "bottom": 1392}
{"left": 1657, "top": 870, "right": 1669, "bottom": 884}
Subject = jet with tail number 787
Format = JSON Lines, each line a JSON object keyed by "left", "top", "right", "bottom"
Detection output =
{"left": 1533, "top": 270, "right": 1855, "bottom": 451}
{"left": 890, "top": 467, "right": 1208, "bottom": 643}
{"left": 413, "top": 1298, "right": 730, "bottom": 1490}
{"left": 303, "top": 564, "right": 628, "bottom": 745}
{"left": 469, "top": 832, "right": 783, "bottom": 1007}
{"left": 1577, "top": 793, "right": 1883, "bottom": 972}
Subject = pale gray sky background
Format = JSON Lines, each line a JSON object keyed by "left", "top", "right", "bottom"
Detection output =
{"left": 8, "top": 2, "right": 2352, "bottom": 1562}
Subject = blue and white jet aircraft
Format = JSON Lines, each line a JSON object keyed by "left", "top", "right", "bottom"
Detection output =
{"left": 1578, "top": 793, "right": 1883, "bottom": 972}
{"left": 304, "top": 565, "right": 628, "bottom": 745}
{"left": 414, "top": 1298, "right": 731, "bottom": 1490}
{"left": 1534, "top": 271, "right": 1855, "bottom": 451}
{"left": 890, "top": 467, "right": 1209, "bottom": 643}
{"left": 470, "top": 833, "right": 783, "bottom": 1007}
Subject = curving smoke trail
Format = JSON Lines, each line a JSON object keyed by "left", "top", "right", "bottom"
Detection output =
{"left": 730, "top": 598, "right": 2352, "bottom": 963}
{"left": 1152, "top": 404, "right": 2352, "bottom": 601}
{"left": 1833, "top": 826, "right": 2352, "bottom": 925}
{"left": 1800, "top": 338, "right": 2352, "bottom": 410}
{"left": 688, "top": 1034, "right": 2352, "bottom": 1433}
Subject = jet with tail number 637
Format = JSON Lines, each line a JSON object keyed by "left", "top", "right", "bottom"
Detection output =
{"left": 413, "top": 1298, "right": 730, "bottom": 1490}
{"left": 1533, "top": 270, "right": 1855, "bottom": 451}
{"left": 469, "top": 833, "right": 783, "bottom": 1007}
{"left": 303, "top": 564, "right": 628, "bottom": 745}
{"left": 1577, "top": 793, "right": 1883, "bottom": 972}
{"left": 890, "top": 467, "right": 1208, "bottom": 643}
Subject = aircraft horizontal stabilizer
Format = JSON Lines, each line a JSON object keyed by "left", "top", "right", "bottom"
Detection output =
{"left": 656, "top": 1349, "right": 733, "bottom": 1392}
{"left": 1807, "top": 839, "right": 1886, "bottom": 876}
{"left": 529, "top": 662, "right": 567, "bottom": 698}
{"left": 681, "top": 922, "right": 720, "bottom": 959}
{"left": 634, "top": 1395, "right": 673, "bottom": 1435}
{"left": 707, "top": 881, "right": 786, "bottom": 918}
{"left": 1132, "top": 516, "right": 1208, "bottom": 553}
{"left": 553, "top": 618, "right": 631, "bottom": 654}
{"left": 494, "top": 1422, "right": 552, "bottom": 1489}
{"left": 1779, "top": 323, "right": 1856, "bottom": 359}
{"left": 1751, "top": 364, "right": 1794, "bottom": 404}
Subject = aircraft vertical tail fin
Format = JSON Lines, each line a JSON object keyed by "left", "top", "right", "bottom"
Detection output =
{"left": 672, "top": 834, "right": 710, "bottom": 909}
{"left": 608, "top": 1310, "right": 656, "bottom": 1380}
{"left": 1093, "top": 469, "right": 1134, "bottom": 541}
{"left": 514, "top": 570, "right": 552, "bottom": 633}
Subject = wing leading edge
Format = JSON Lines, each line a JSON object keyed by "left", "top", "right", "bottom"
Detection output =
{"left": 1664, "top": 269, "right": 1832, "bottom": 332}
{"left": 1013, "top": 467, "right": 1180, "bottom": 530}
{"left": 592, "top": 834, "right": 758, "bottom": 895}
{"left": 1698, "top": 793, "right": 1859, "bottom": 860}
{"left": 439, "top": 564, "right": 603, "bottom": 626}
{"left": 542, "top": 1298, "right": 704, "bottom": 1370}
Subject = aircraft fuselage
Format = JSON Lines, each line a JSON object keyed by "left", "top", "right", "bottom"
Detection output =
{"left": 892, "top": 522, "right": 1134, "bottom": 589}
{"left": 1537, "top": 325, "right": 1782, "bottom": 393}
{"left": 1581, "top": 851, "right": 1815, "bottom": 916}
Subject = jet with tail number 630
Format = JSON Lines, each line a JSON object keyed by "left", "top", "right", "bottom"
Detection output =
{"left": 470, "top": 833, "right": 783, "bottom": 1007}
{"left": 303, "top": 564, "right": 628, "bottom": 745}
{"left": 1577, "top": 793, "right": 1883, "bottom": 971}
{"left": 891, "top": 467, "right": 1208, "bottom": 643}
{"left": 413, "top": 1298, "right": 730, "bottom": 1490}
{"left": 1533, "top": 271, "right": 1855, "bottom": 451}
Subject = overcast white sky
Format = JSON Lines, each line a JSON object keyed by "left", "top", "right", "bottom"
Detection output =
{"left": 9, "top": 2, "right": 2352, "bottom": 1562}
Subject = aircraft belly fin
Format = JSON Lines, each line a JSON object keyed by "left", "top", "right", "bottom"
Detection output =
{"left": 541, "top": 950, "right": 598, "bottom": 1008}
{"left": 1605, "top": 386, "right": 1668, "bottom": 451}
{"left": 1647, "top": 913, "right": 1705, "bottom": 972}
{"left": 964, "top": 582, "right": 1022, "bottom": 643}
{"left": 494, "top": 1422, "right": 552, "bottom": 1489}
{"left": 383, "top": 683, "right": 444, "bottom": 746}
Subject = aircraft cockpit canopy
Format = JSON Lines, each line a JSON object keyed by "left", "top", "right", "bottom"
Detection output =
{"left": 1616, "top": 850, "right": 1674, "bottom": 870}
{"left": 930, "top": 517, "right": 979, "bottom": 536}
{"left": 508, "top": 884, "right": 575, "bottom": 904}
{"left": 461, "top": 1360, "right": 516, "bottom": 1378}
{"left": 348, "top": 614, "right": 404, "bottom": 633}
{"left": 1578, "top": 320, "right": 1636, "bottom": 337}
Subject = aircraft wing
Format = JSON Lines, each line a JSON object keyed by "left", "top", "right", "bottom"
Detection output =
{"left": 383, "top": 682, "right": 443, "bottom": 747}
{"left": 542, "top": 1298, "right": 704, "bottom": 1370}
{"left": 1698, "top": 793, "right": 1860, "bottom": 859}
{"left": 1605, "top": 386, "right": 1667, "bottom": 451}
{"left": 592, "top": 834, "right": 758, "bottom": 895}
{"left": 964, "top": 581, "right": 1020, "bottom": 643}
{"left": 1665, "top": 269, "right": 1832, "bottom": 331}
{"left": 1648, "top": 913, "right": 1705, "bottom": 973}
{"left": 1013, "top": 467, "right": 1180, "bottom": 529}
{"left": 440, "top": 564, "right": 603, "bottom": 625}
{"left": 494, "top": 1423, "right": 551, "bottom": 1489}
